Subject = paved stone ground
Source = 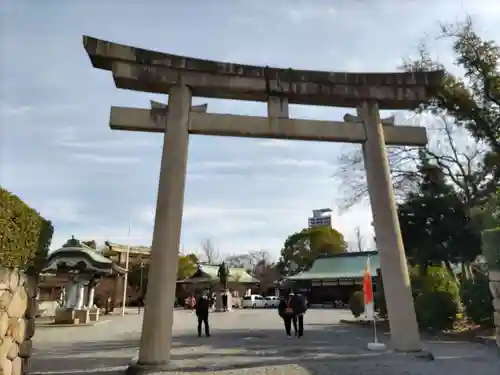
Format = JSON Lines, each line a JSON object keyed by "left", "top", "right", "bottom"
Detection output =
{"left": 31, "top": 309, "right": 499, "bottom": 375}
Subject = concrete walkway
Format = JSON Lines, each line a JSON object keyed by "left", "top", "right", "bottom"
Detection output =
{"left": 31, "top": 309, "right": 499, "bottom": 375}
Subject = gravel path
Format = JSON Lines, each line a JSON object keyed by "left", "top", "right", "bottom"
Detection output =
{"left": 31, "top": 309, "right": 499, "bottom": 374}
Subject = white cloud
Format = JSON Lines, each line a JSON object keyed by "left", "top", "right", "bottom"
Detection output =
{"left": 136, "top": 206, "right": 155, "bottom": 225}
{"left": 226, "top": 15, "right": 260, "bottom": 27}
{"left": 270, "top": 159, "right": 329, "bottom": 168}
{"left": 70, "top": 153, "right": 141, "bottom": 164}
{"left": 286, "top": 4, "right": 336, "bottom": 24}
{"left": 194, "top": 160, "right": 251, "bottom": 169}
{"left": 0, "top": 103, "right": 33, "bottom": 116}
{"left": 51, "top": 125, "right": 156, "bottom": 151}
{"left": 256, "top": 140, "right": 296, "bottom": 148}
{"left": 36, "top": 198, "right": 86, "bottom": 225}
{"left": 136, "top": 204, "right": 268, "bottom": 225}
{"left": 191, "top": 158, "right": 331, "bottom": 171}
{"left": 50, "top": 224, "right": 154, "bottom": 250}
{"left": 53, "top": 137, "right": 155, "bottom": 150}
{"left": 184, "top": 205, "right": 230, "bottom": 220}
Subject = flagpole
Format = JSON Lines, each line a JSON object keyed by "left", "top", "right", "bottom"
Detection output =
{"left": 365, "top": 254, "right": 385, "bottom": 351}
{"left": 121, "top": 218, "right": 131, "bottom": 316}
{"left": 368, "top": 255, "right": 378, "bottom": 343}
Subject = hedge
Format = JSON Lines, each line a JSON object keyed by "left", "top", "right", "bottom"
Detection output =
{"left": 0, "top": 187, "right": 54, "bottom": 270}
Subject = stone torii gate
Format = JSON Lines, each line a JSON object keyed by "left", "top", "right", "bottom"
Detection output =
{"left": 83, "top": 36, "right": 443, "bottom": 373}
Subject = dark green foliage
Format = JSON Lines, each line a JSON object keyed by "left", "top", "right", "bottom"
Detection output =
{"left": 460, "top": 273, "right": 494, "bottom": 326}
{"left": 410, "top": 266, "right": 460, "bottom": 298}
{"left": 0, "top": 187, "right": 54, "bottom": 270}
{"left": 399, "top": 164, "right": 482, "bottom": 274}
{"left": 128, "top": 262, "right": 149, "bottom": 296}
{"left": 411, "top": 266, "right": 460, "bottom": 330}
{"left": 482, "top": 227, "right": 500, "bottom": 271}
{"left": 415, "top": 291, "right": 459, "bottom": 331}
{"left": 471, "top": 188, "right": 500, "bottom": 231}
{"left": 348, "top": 290, "right": 365, "bottom": 318}
{"left": 127, "top": 252, "right": 199, "bottom": 298}
{"left": 403, "top": 19, "right": 499, "bottom": 203}
{"left": 278, "top": 226, "right": 347, "bottom": 275}
{"left": 435, "top": 19, "right": 500, "bottom": 153}
{"left": 375, "top": 266, "right": 462, "bottom": 328}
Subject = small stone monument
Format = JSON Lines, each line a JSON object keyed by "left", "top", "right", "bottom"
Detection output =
{"left": 482, "top": 228, "right": 500, "bottom": 349}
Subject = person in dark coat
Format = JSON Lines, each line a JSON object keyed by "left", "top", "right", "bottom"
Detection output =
{"left": 278, "top": 293, "right": 296, "bottom": 338}
{"left": 291, "top": 293, "right": 307, "bottom": 337}
{"left": 195, "top": 293, "right": 210, "bottom": 337}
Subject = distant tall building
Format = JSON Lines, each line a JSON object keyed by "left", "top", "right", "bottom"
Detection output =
{"left": 308, "top": 208, "right": 332, "bottom": 228}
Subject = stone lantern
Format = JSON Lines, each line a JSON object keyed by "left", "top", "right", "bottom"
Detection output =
{"left": 42, "top": 236, "right": 126, "bottom": 325}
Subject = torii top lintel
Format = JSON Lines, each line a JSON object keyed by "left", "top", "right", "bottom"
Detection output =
{"left": 83, "top": 36, "right": 444, "bottom": 110}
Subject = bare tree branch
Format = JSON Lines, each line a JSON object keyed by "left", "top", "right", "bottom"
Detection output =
{"left": 353, "top": 226, "right": 365, "bottom": 252}
{"left": 199, "top": 238, "right": 220, "bottom": 264}
{"left": 224, "top": 250, "right": 274, "bottom": 273}
{"left": 335, "top": 113, "right": 489, "bottom": 211}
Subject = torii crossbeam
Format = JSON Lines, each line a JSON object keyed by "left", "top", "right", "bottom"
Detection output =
{"left": 110, "top": 106, "right": 426, "bottom": 146}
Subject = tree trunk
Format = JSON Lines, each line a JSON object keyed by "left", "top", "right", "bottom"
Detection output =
{"left": 444, "top": 260, "right": 459, "bottom": 284}
{"left": 461, "top": 262, "right": 474, "bottom": 280}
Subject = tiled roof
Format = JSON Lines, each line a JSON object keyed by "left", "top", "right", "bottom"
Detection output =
{"left": 48, "top": 245, "right": 113, "bottom": 265}
{"left": 188, "top": 264, "right": 259, "bottom": 283}
{"left": 287, "top": 251, "right": 380, "bottom": 280}
{"left": 104, "top": 242, "right": 151, "bottom": 255}
{"left": 43, "top": 238, "right": 127, "bottom": 275}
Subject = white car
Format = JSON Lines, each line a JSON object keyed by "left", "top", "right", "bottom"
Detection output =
{"left": 264, "top": 296, "right": 280, "bottom": 308}
{"left": 242, "top": 294, "right": 266, "bottom": 308}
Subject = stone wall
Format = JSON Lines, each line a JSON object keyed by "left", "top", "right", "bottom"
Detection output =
{"left": 482, "top": 228, "right": 500, "bottom": 349}
{"left": 489, "top": 270, "right": 500, "bottom": 348}
{"left": 0, "top": 268, "right": 36, "bottom": 375}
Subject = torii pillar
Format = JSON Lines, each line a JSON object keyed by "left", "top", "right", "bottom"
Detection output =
{"left": 130, "top": 85, "right": 192, "bottom": 373}
{"left": 357, "top": 102, "right": 421, "bottom": 352}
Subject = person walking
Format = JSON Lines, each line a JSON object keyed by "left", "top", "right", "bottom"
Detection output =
{"left": 195, "top": 292, "right": 211, "bottom": 337}
{"left": 278, "top": 293, "right": 296, "bottom": 338}
{"left": 291, "top": 293, "right": 307, "bottom": 337}
{"left": 189, "top": 294, "right": 196, "bottom": 314}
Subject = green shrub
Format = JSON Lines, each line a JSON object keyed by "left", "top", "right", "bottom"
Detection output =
{"left": 460, "top": 273, "right": 494, "bottom": 326}
{"left": 410, "top": 266, "right": 461, "bottom": 331}
{"left": 0, "top": 187, "right": 54, "bottom": 270}
{"left": 482, "top": 228, "right": 500, "bottom": 271}
{"left": 415, "top": 291, "right": 459, "bottom": 331}
{"left": 348, "top": 290, "right": 365, "bottom": 318}
{"left": 410, "top": 266, "right": 460, "bottom": 299}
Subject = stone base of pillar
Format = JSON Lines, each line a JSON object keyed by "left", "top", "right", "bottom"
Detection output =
{"left": 54, "top": 307, "right": 92, "bottom": 325}
{"left": 88, "top": 307, "right": 100, "bottom": 322}
{"left": 54, "top": 307, "right": 76, "bottom": 324}
{"left": 126, "top": 361, "right": 179, "bottom": 375}
{"left": 215, "top": 290, "right": 232, "bottom": 312}
{"left": 74, "top": 309, "right": 90, "bottom": 324}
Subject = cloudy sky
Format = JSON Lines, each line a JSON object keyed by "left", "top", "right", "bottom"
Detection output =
{"left": 1, "top": 0, "right": 498, "bottom": 258}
